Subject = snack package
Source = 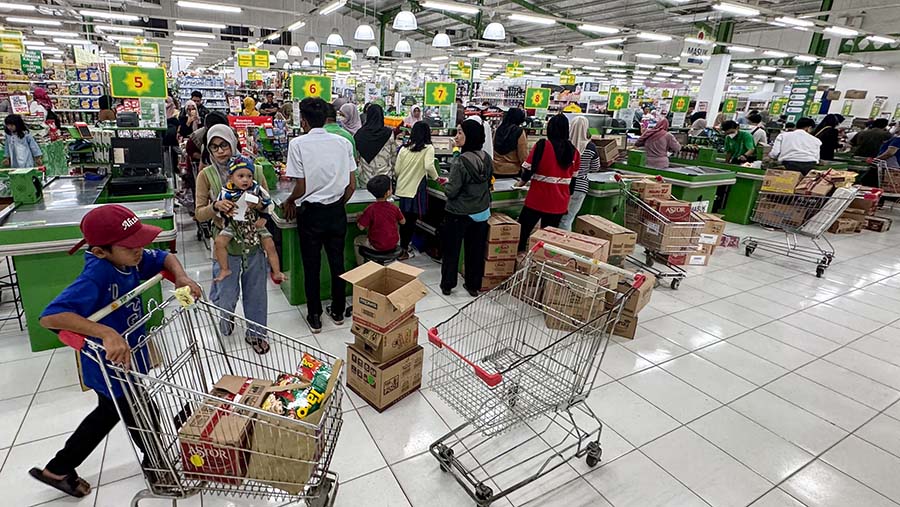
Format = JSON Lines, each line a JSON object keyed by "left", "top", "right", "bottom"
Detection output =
{"left": 298, "top": 353, "right": 323, "bottom": 381}
{"left": 262, "top": 358, "right": 334, "bottom": 420}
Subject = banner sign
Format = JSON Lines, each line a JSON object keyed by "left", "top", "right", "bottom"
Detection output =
{"left": 291, "top": 75, "right": 332, "bottom": 102}
{"left": 424, "top": 81, "right": 457, "bottom": 106}
{"left": 109, "top": 64, "right": 167, "bottom": 98}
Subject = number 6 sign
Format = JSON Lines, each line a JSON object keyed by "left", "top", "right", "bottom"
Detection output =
{"left": 291, "top": 75, "right": 332, "bottom": 102}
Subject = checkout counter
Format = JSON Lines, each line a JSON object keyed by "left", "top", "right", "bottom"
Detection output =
{"left": 669, "top": 147, "right": 765, "bottom": 224}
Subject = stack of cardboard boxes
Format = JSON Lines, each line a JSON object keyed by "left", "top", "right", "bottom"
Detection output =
{"left": 664, "top": 213, "right": 725, "bottom": 267}
{"left": 340, "top": 262, "right": 428, "bottom": 412}
{"left": 574, "top": 215, "right": 637, "bottom": 267}
{"left": 626, "top": 179, "right": 702, "bottom": 253}
{"left": 481, "top": 213, "right": 522, "bottom": 291}
{"left": 605, "top": 271, "right": 656, "bottom": 339}
{"left": 830, "top": 195, "right": 893, "bottom": 233}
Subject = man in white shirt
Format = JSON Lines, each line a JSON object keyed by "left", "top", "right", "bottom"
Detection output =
{"left": 284, "top": 98, "right": 357, "bottom": 332}
{"left": 767, "top": 117, "right": 821, "bottom": 175}
{"left": 748, "top": 113, "right": 768, "bottom": 146}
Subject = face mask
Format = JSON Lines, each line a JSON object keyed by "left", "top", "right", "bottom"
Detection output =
{"left": 727, "top": 132, "right": 738, "bottom": 138}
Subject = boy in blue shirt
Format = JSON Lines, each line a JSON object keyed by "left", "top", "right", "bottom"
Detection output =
{"left": 29, "top": 204, "right": 201, "bottom": 498}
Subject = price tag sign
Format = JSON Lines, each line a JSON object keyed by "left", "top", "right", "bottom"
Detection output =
{"left": 505, "top": 61, "right": 524, "bottom": 78}
{"left": 424, "top": 82, "right": 456, "bottom": 106}
{"left": 0, "top": 29, "right": 23, "bottom": 54}
{"left": 559, "top": 69, "right": 575, "bottom": 86}
{"left": 723, "top": 98, "right": 738, "bottom": 114}
{"left": 608, "top": 91, "right": 630, "bottom": 111}
{"left": 119, "top": 41, "right": 159, "bottom": 64}
{"left": 524, "top": 87, "right": 550, "bottom": 109}
{"left": 108, "top": 64, "right": 167, "bottom": 98}
{"left": 291, "top": 75, "right": 332, "bottom": 102}
{"left": 237, "top": 48, "right": 270, "bottom": 69}
{"left": 671, "top": 95, "right": 691, "bottom": 113}
{"left": 768, "top": 98, "right": 785, "bottom": 115}
{"left": 449, "top": 61, "right": 471, "bottom": 80}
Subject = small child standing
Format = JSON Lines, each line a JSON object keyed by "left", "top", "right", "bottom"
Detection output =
{"left": 213, "top": 156, "right": 284, "bottom": 283}
{"left": 355, "top": 174, "right": 405, "bottom": 265}
{"left": 3, "top": 114, "right": 43, "bottom": 168}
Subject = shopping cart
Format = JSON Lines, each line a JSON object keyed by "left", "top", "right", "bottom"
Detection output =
{"left": 619, "top": 175, "right": 706, "bottom": 290}
{"left": 58, "top": 273, "right": 343, "bottom": 507}
{"left": 876, "top": 159, "right": 900, "bottom": 210}
{"left": 742, "top": 186, "right": 858, "bottom": 277}
{"left": 428, "top": 243, "right": 645, "bottom": 507}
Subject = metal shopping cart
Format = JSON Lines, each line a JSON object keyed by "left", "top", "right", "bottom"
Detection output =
{"left": 876, "top": 159, "right": 900, "bottom": 210}
{"left": 428, "top": 243, "right": 645, "bottom": 507}
{"left": 742, "top": 186, "right": 858, "bottom": 277}
{"left": 58, "top": 274, "right": 343, "bottom": 507}
{"left": 619, "top": 175, "right": 706, "bottom": 290}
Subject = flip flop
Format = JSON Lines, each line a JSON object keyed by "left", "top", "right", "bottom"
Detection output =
{"left": 28, "top": 468, "right": 90, "bottom": 498}
{"left": 245, "top": 335, "right": 270, "bottom": 355}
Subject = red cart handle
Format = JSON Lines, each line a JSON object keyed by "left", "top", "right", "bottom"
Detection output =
{"left": 59, "top": 270, "right": 176, "bottom": 351}
{"left": 428, "top": 328, "right": 503, "bottom": 388}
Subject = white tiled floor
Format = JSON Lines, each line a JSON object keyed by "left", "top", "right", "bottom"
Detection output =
{"left": 5, "top": 210, "right": 900, "bottom": 506}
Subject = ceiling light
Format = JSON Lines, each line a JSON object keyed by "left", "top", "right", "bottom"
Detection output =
{"left": 821, "top": 73, "right": 837, "bottom": 78}
{"left": 281, "top": 62, "right": 289, "bottom": 69}
{"left": 79, "top": 9, "right": 138, "bottom": 21}
{"left": 514, "top": 46, "right": 542, "bottom": 53}
{"left": 632, "top": 70, "right": 651, "bottom": 75}
{"left": 635, "top": 53, "right": 661, "bottom": 59}
{"left": 820, "top": 59, "right": 842, "bottom": 65}
{"left": 304, "top": 37, "right": 319, "bottom": 53}
{"left": 779, "top": 68, "right": 797, "bottom": 73}
{"left": 53, "top": 37, "right": 90, "bottom": 45}
{"left": 751, "top": 74, "right": 769, "bottom": 80}
{"left": 286, "top": 19, "right": 306, "bottom": 32}
{"left": 106, "top": 35, "right": 136, "bottom": 41}
{"left": 346, "top": 49, "right": 356, "bottom": 60}
{"left": 533, "top": 53, "right": 557, "bottom": 59}
{"left": 313, "top": 56, "right": 321, "bottom": 65}
{"left": 431, "top": 55, "right": 449, "bottom": 61}
{"left": 350, "top": 24, "right": 374, "bottom": 42}
{"left": 842, "top": 62, "right": 864, "bottom": 68}
{"left": 677, "top": 74, "right": 693, "bottom": 79}
{"left": 34, "top": 29, "right": 79, "bottom": 37}
{"left": 712, "top": 2, "right": 760, "bottom": 17}
{"left": 689, "top": 68, "right": 705, "bottom": 73}
{"left": 174, "top": 40, "right": 208, "bottom": 47}
{"left": 95, "top": 24, "right": 144, "bottom": 34}
{"left": 0, "top": 2, "right": 34, "bottom": 11}
{"left": 176, "top": 20, "right": 226, "bottom": 29}
{"left": 178, "top": 1, "right": 240, "bottom": 13}
{"left": 393, "top": 9, "right": 418, "bottom": 30}
{"left": 394, "top": 39, "right": 411, "bottom": 53}
{"left": 684, "top": 37, "right": 714, "bottom": 45}
{"left": 866, "top": 35, "right": 896, "bottom": 44}
{"left": 583, "top": 37, "right": 627, "bottom": 47}
{"left": 795, "top": 55, "right": 818, "bottom": 62}
{"left": 552, "top": 63, "right": 572, "bottom": 68}
{"left": 731, "top": 62, "right": 753, "bottom": 69}
{"left": 756, "top": 65, "right": 777, "bottom": 71}
{"left": 174, "top": 31, "right": 214, "bottom": 39}
{"left": 288, "top": 45, "right": 302, "bottom": 57}
{"left": 319, "top": 0, "right": 346, "bottom": 15}
{"left": 635, "top": 63, "right": 656, "bottom": 68}
{"left": 774, "top": 16, "right": 814, "bottom": 27}
{"left": 570, "top": 57, "right": 593, "bottom": 63}
{"left": 432, "top": 31, "right": 451, "bottom": 48}
{"left": 366, "top": 44, "right": 379, "bottom": 57}
{"left": 763, "top": 50, "right": 789, "bottom": 57}
{"left": 771, "top": 76, "right": 786, "bottom": 81}
{"left": 421, "top": 0, "right": 479, "bottom": 14}
{"left": 326, "top": 29, "right": 344, "bottom": 45}
{"left": 579, "top": 24, "right": 618, "bottom": 34}
{"left": 23, "top": 41, "right": 47, "bottom": 47}
{"left": 732, "top": 72, "right": 749, "bottom": 77}
{"left": 268, "top": 52, "right": 277, "bottom": 64}
{"left": 508, "top": 13, "right": 556, "bottom": 25}
{"left": 521, "top": 60, "right": 539, "bottom": 65}
{"left": 728, "top": 45, "right": 755, "bottom": 53}
{"left": 265, "top": 31, "right": 281, "bottom": 41}
{"left": 608, "top": 68, "right": 627, "bottom": 73}
{"left": 300, "top": 58, "right": 309, "bottom": 67}
{"left": 656, "top": 72, "right": 672, "bottom": 77}
{"left": 6, "top": 16, "right": 59, "bottom": 25}
{"left": 637, "top": 32, "right": 672, "bottom": 41}
{"left": 605, "top": 59, "right": 627, "bottom": 66}
{"left": 276, "top": 48, "right": 288, "bottom": 60}
{"left": 482, "top": 22, "right": 506, "bottom": 40}
{"left": 825, "top": 26, "right": 859, "bottom": 37}
{"left": 46, "top": 58, "right": 63, "bottom": 63}
{"left": 868, "top": 66, "right": 885, "bottom": 71}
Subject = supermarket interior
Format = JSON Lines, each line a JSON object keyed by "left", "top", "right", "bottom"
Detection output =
{"left": 5, "top": 0, "right": 900, "bottom": 506}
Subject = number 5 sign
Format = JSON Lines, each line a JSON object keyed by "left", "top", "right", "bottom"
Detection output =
{"left": 109, "top": 64, "right": 167, "bottom": 99}
{"left": 291, "top": 75, "right": 332, "bottom": 102}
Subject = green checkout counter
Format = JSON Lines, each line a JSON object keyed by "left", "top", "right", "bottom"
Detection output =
{"left": 0, "top": 174, "right": 176, "bottom": 352}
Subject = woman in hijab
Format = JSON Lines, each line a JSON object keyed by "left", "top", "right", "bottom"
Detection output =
{"left": 814, "top": 113, "right": 844, "bottom": 161}
{"left": 242, "top": 96, "right": 259, "bottom": 117}
{"left": 30, "top": 87, "right": 59, "bottom": 128}
{"left": 403, "top": 105, "right": 423, "bottom": 128}
{"left": 98, "top": 95, "right": 116, "bottom": 122}
{"left": 634, "top": 118, "right": 681, "bottom": 169}
{"left": 493, "top": 108, "right": 528, "bottom": 177}
{"left": 515, "top": 114, "right": 580, "bottom": 251}
{"left": 688, "top": 111, "right": 708, "bottom": 137}
{"left": 353, "top": 104, "right": 397, "bottom": 185}
{"left": 470, "top": 115, "right": 493, "bottom": 158}
{"left": 194, "top": 124, "right": 272, "bottom": 354}
{"left": 559, "top": 116, "right": 600, "bottom": 231}
{"left": 179, "top": 101, "right": 200, "bottom": 138}
{"left": 339, "top": 103, "right": 362, "bottom": 134}
{"left": 441, "top": 119, "right": 493, "bottom": 297}
{"left": 165, "top": 95, "right": 178, "bottom": 118}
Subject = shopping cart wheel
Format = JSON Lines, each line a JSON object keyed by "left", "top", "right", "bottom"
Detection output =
{"left": 586, "top": 441, "right": 603, "bottom": 467}
{"left": 816, "top": 265, "right": 826, "bottom": 278}
{"left": 474, "top": 484, "right": 494, "bottom": 505}
{"left": 745, "top": 244, "right": 756, "bottom": 257}
{"left": 306, "top": 476, "right": 336, "bottom": 507}
{"left": 436, "top": 445, "right": 454, "bottom": 473}
{"left": 670, "top": 279, "right": 681, "bottom": 290}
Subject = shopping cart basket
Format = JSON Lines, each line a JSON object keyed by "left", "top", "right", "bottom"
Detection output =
{"left": 619, "top": 175, "right": 705, "bottom": 290}
{"left": 742, "top": 186, "right": 858, "bottom": 277}
{"left": 58, "top": 273, "right": 343, "bottom": 507}
{"left": 876, "top": 159, "right": 900, "bottom": 200}
{"left": 428, "top": 243, "right": 645, "bottom": 506}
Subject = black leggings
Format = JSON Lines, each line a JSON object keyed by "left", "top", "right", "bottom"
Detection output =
{"left": 400, "top": 211, "right": 419, "bottom": 251}
{"left": 441, "top": 214, "right": 489, "bottom": 292}
{"left": 517, "top": 206, "right": 564, "bottom": 251}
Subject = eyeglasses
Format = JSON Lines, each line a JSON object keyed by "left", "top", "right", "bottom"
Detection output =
{"left": 209, "top": 142, "right": 231, "bottom": 152}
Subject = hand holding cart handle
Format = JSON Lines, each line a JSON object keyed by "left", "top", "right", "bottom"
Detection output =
{"left": 59, "top": 270, "right": 176, "bottom": 351}
{"left": 428, "top": 328, "right": 503, "bottom": 387}
{"left": 529, "top": 241, "right": 646, "bottom": 289}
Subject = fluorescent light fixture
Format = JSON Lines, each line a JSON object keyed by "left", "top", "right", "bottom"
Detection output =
{"left": 172, "top": 48, "right": 203, "bottom": 53}
{"left": 431, "top": 55, "right": 449, "bottom": 61}
{"left": 46, "top": 58, "right": 63, "bottom": 63}
{"left": 866, "top": 35, "right": 896, "bottom": 44}
{"left": 583, "top": 37, "right": 627, "bottom": 47}
{"left": 728, "top": 45, "right": 755, "bottom": 53}
{"left": 771, "top": 76, "right": 786, "bottom": 81}
{"left": 605, "top": 59, "right": 627, "bottom": 66}
{"left": 105, "top": 35, "right": 135, "bottom": 41}
{"left": 552, "top": 63, "right": 572, "bottom": 68}
{"left": 174, "top": 40, "right": 208, "bottom": 47}
{"left": 635, "top": 63, "right": 655, "bottom": 68}
{"left": 762, "top": 50, "right": 789, "bottom": 57}
{"left": 95, "top": 24, "right": 144, "bottom": 34}
{"left": 570, "top": 57, "right": 593, "bottom": 63}
{"left": 594, "top": 48, "right": 623, "bottom": 56}
{"left": 868, "top": 66, "right": 885, "bottom": 70}
{"left": 579, "top": 24, "right": 618, "bottom": 34}
{"left": 287, "top": 19, "right": 307, "bottom": 31}
{"left": 24, "top": 40, "right": 47, "bottom": 47}
{"left": 824, "top": 26, "right": 859, "bottom": 37}
{"left": 779, "top": 68, "right": 797, "bottom": 73}
{"left": 175, "top": 20, "right": 226, "bottom": 29}
{"left": 842, "top": 62, "right": 864, "bottom": 68}
{"left": 0, "top": 2, "right": 34, "bottom": 11}
{"left": 819, "top": 59, "right": 841, "bottom": 65}
{"left": 319, "top": 0, "right": 346, "bottom": 15}
{"left": 684, "top": 37, "right": 714, "bottom": 45}
{"left": 174, "top": 31, "right": 214, "bottom": 39}
{"left": 751, "top": 74, "right": 769, "bottom": 80}
{"left": 533, "top": 53, "right": 558, "bottom": 59}
{"left": 6, "top": 16, "right": 59, "bottom": 25}
{"left": 774, "top": 16, "right": 813, "bottom": 27}
{"left": 265, "top": 31, "right": 281, "bottom": 41}
{"left": 712, "top": 2, "right": 760, "bottom": 17}
{"left": 521, "top": 60, "right": 539, "bottom": 65}
{"left": 637, "top": 32, "right": 671, "bottom": 41}
{"left": 34, "top": 29, "right": 79, "bottom": 37}
{"left": 608, "top": 68, "right": 627, "bottom": 73}
{"left": 821, "top": 73, "right": 837, "bottom": 78}
{"left": 677, "top": 74, "right": 693, "bottom": 78}
{"left": 79, "top": 10, "right": 138, "bottom": 21}
{"left": 732, "top": 72, "right": 749, "bottom": 77}
{"left": 513, "top": 46, "right": 542, "bottom": 53}
{"left": 731, "top": 62, "right": 753, "bottom": 69}
{"left": 632, "top": 70, "right": 651, "bottom": 75}
{"left": 178, "top": 1, "right": 240, "bottom": 13}
{"left": 756, "top": 65, "right": 777, "bottom": 71}
{"left": 421, "top": 0, "right": 479, "bottom": 14}
{"left": 795, "top": 55, "right": 818, "bottom": 62}
{"left": 508, "top": 13, "right": 556, "bottom": 25}
{"left": 656, "top": 72, "right": 672, "bottom": 77}
{"left": 469, "top": 51, "right": 489, "bottom": 58}
{"left": 635, "top": 53, "right": 661, "bottom": 59}
{"left": 689, "top": 68, "right": 705, "bottom": 73}
{"left": 53, "top": 37, "right": 90, "bottom": 45}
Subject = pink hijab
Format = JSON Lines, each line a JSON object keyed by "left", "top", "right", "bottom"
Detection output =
{"left": 639, "top": 118, "right": 670, "bottom": 143}
{"left": 33, "top": 87, "right": 53, "bottom": 110}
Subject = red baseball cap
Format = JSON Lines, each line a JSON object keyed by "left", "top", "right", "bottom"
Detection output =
{"left": 68, "top": 204, "right": 163, "bottom": 255}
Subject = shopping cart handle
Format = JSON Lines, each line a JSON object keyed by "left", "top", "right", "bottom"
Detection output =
{"left": 529, "top": 240, "right": 546, "bottom": 254}
{"left": 428, "top": 328, "right": 503, "bottom": 388}
{"left": 59, "top": 330, "right": 86, "bottom": 351}
{"left": 614, "top": 173, "right": 623, "bottom": 182}
{"left": 632, "top": 274, "right": 647, "bottom": 289}
{"left": 654, "top": 175, "right": 664, "bottom": 182}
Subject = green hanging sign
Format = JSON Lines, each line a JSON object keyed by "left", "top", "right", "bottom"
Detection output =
{"left": 20, "top": 50, "right": 42, "bottom": 74}
{"left": 723, "top": 98, "right": 738, "bottom": 114}
{"left": 671, "top": 95, "right": 691, "bottom": 113}
{"left": 424, "top": 81, "right": 457, "bottom": 106}
{"left": 608, "top": 91, "right": 630, "bottom": 111}
{"left": 842, "top": 100, "right": 854, "bottom": 116}
{"left": 109, "top": 64, "right": 167, "bottom": 99}
{"left": 524, "top": 87, "right": 550, "bottom": 109}
{"left": 505, "top": 61, "right": 524, "bottom": 78}
{"left": 291, "top": 75, "right": 332, "bottom": 102}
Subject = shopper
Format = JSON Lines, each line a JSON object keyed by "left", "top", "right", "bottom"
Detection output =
{"left": 242, "top": 97, "right": 260, "bottom": 117}
{"left": 471, "top": 115, "right": 494, "bottom": 158}
{"left": 280, "top": 99, "right": 294, "bottom": 123}
{"left": 492, "top": 108, "right": 529, "bottom": 177}
{"left": 403, "top": 104, "right": 423, "bottom": 128}
{"left": 634, "top": 118, "right": 682, "bottom": 169}
{"left": 3, "top": 114, "right": 42, "bottom": 168}
{"left": 722, "top": 120, "right": 757, "bottom": 164}
{"left": 559, "top": 116, "right": 600, "bottom": 231}
{"left": 688, "top": 112, "right": 707, "bottom": 136}
{"left": 194, "top": 124, "right": 273, "bottom": 352}
{"left": 814, "top": 113, "right": 844, "bottom": 161}
{"left": 354, "top": 175, "right": 405, "bottom": 265}
{"left": 872, "top": 133, "right": 900, "bottom": 169}
{"left": 441, "top": 119, "right": 492, "bottom": 297}
{"left": 186, "top": 91, "right": 208, "bottom": 125}
{"left": 165, "top": 94, "right": 178, "bottom": 119}
{"left": 339, "top": 103, "right": 362, "bottom": 134}
{"left": 98, "top": 95, "right": 116, "bottom": 122}
{"left": 748, "top": 113, "right": 768, "bottom": 145}
{"left": 178, "top": 101, "right": 201, "bottom": 138}
{"left": 455, "top": 98, "right": 465, "bottom": 126}
{"left": 394, "top": 121, "right": 439, "bottom": 258}
{"left": 30, "top": 204, "right": 200, "bottom": 499}
{"left": 767, "top": 117, "right": 821, "bottom": 175}
{"left": 515, "top": 114, "right": 581, "bottom": 251}
{"left": 30, "top": 87, "right": 59, "bottom": 128}
{"left": 852, "top": 118, "right": 892, "bottom": 158}
{"left": 713, "top": 103, "right": 727, "bottom": 129}
{"left": 354, "top": 103, "right": 396, "bottom": 186}
{"left": 259, "top": 92, "right": 279, "bottom": 116}
{"left": 283, "top": 98, "right": 357, "bottom": 333}
{"left": 324, "top": 102, "right": 357, "bottom": 158}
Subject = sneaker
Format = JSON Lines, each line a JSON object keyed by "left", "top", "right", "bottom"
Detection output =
{"left": 326, "top": 305, "right": 344, "bottom": 325}
{"left": 307, "top": 314, "right": 322, "bottom": 333}
{"left": 441, "top": 287, "right": 452, "bottom": 296}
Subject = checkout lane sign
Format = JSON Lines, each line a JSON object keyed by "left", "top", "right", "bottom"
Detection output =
{"left": 291, "top": 75, "right": 332, "bottom": 102}
{"left": 424, "top": 82, "right": 456, "bottom": 106}
{"left": 108, "top": 64, "right": 167, "bottom": 99}
{"left": 671, "top": 95, "right": 691, "bottom": 113}
{"left": 524, "top": 87, "right": 550, "bottom": 109}
{"left": 608, "top": 91, "right": 630, "bottom": 111}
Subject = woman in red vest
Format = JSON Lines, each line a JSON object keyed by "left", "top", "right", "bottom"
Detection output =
{"left": 515, "top": 114, "right": 580, "bottom": 251}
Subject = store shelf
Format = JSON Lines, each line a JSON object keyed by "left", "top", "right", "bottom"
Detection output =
{"left": 51, "top": 95, "right": 101, "bottom": 99}
{"left": 178, "top": 86, "right": 224, "bottom": 90}
{"left": 55, "top": 108, "right": 99, "bottom": 112}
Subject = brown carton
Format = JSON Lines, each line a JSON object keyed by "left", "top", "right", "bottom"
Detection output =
{"left": 595, "top": 138, "right": 620, "bottom": 163}
{"left": 761, "top": 169, "right": 801, "bottom": 194}
{"left": 347, "top": 344, "right": 424, "bottom": 412}
{"left": 649, "top": 199, "right": 693, "bottom": 223}
{"left": 865, "top": 216, "right": 892, "bottom": 232}
{"left": 483, "top": 258, "right": 517, "bottom": 277}
{"left": 828, "top": 218, "right": 858, "bottom": 234}
{"left": 485, "top": 240, "right": 518, "bottom": 260}
{"left": 753, "top": 201, "right": 806, "bottom": 228}
{"left": 542, "top": 269, "right": 619, "bottom": 332}
{"left": 352, "top": 316, "right": 419, "bottom": 363}
{"left": 849, "top": 197, "right": 877, "bottom": 216}
{"left": 340, "top": 261, "right": 428, "bottom": 333}
{"left": 606, "top": 272, "right": 655, "bottom": 315}
{"left": 480, "top": 275, "right": 508, "bottom": 292}
{"left": 528, "top": 227, "right": 610, "bottom": 274}
{"left": 795, "top": 170, "right": 836, "bottom": 196}
{"left": 613, "top": 312, "right": 639, "bottom": 339}
{"left": 486, "top": 213, "right": 521, "bottom": 242}
{"left": 638, "top": 221, "right": 701, "bottom": 251}
{"left": 630, "top": 180, "right": 672, "bottom": 201}
{"left": 573, "top": 215, "right": 637, "bottom": 266}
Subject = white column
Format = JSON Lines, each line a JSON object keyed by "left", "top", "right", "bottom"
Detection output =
{"left": 696, "top": 53, "right": 731, "bottom": 116}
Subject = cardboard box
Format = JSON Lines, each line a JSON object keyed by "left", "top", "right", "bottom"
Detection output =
{"left": 865, "top": 216, "right": 893, "bottom": 232}
{"left": 340, "top": 262, "right": 428, "bottom": 333}
{"left": 606, "top": 272, "right": 655, "bottom": 315}
{"left": 480, "top": 275, "right": 508, "bottom": 292}
{"left": 542, "top": 269, "right": 619, "bottom": 332}
{"left": 352, "top": 316, "right": 419, "bottom": 363}
{"left": 697, "top": 213, "right": 726, "bottom": 236}
{"left": 483, "top": 258, "right": 517, "bottom": 277}
{"left": 528, "top": 227, "right": 610, "bottom": 275}
{"left": 486, "top": 213, "right": 521, "bottom": 242}
{"left": 849, "top": 197, "right": 877, "bottom": 216}
{"left": 179, "top": 376, "right": 272, "bottom": 484}
{"left": 828, "top": 218, "right": 858, "bottom": 234}
{"left": 649, "top": 199, "right": 693, "bottom": 223}
{"left": 761, "top": 169, "right": 801, "bottom": 194}
{"left": 347, "top": 344, "right": 423, "bottom": 412}
{"left": 753, "top": 201, "right": 806, "bottom": 228}
{"left": 794, "top": 170, "right": 835, "bottom": 196}
{"left": 638, "top": 221, "right": 701, "bottom": 251}
{"left": 613, "top": 312, "right": 639, "bottom": 340}
{"left": 595, "top": 138, "right": 620, "bottom": 163}
{"left": 630, "top": 179, "right": 672, "bottom": 201}
{"left": 574, "top": 215, "right": 637, "bottom": 266}
{"left": 486, "top": 240, "right": 518, "bottom": 260}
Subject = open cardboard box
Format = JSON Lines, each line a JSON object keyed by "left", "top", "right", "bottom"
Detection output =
{"left": 340, "top": 261, "right": 428, "bottom": 333}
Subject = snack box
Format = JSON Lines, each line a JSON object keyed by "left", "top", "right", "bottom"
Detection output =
{"left": 648, "top": 199, "right": 693, "bottom": 223}
{"left": 487, "top": 212, "right": 521, "bottom": 242}
{"left": 573, "top": 215, "right": 637, "bottom": 266}
{"left": 761, "top": 169, "right": 801, "bottom": 194}
{"left": 630, "top": 179, "right": 672, "bottom": 201}
{"left": 528, "top": 227, "right": 610, "bottom": 275}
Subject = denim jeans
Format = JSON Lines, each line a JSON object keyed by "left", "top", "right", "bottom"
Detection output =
{"left": 559, "top": 191, "right": 587, "bottom": 231}
{"left": 209, "top": 248, "right": 268, "bottom": 339}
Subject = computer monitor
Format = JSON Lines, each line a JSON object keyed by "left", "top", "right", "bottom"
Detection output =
{"left": 110, "top": 138, "right": 164, "bottom": 170}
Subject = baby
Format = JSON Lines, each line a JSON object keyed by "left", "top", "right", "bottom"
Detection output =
{"left": 213, "top": 156, "right": 285, "bottom": 283}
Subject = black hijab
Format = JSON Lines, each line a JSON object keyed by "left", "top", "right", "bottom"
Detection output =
{"left": 461, "top": 119, "right": 485, "bottom": 153}
{"left": 354, "top": 104, "right": 393, "bottom": 163}
{"left": 494, "top": 108, "right": 525, "bottom": 155}
{"left": 547, "top": 114, "right": 576, "bottom": 167}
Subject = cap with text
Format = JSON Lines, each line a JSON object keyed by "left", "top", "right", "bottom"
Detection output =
{"left": 68, "top": 204, "right": 162, "bottom": 254}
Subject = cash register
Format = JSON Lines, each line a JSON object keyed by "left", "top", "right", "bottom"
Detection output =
{"left": 107, "top": 137, "right": 168, "bottom": 196}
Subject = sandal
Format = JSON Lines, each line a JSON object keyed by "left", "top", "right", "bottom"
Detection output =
{"left": 28, "top": 468, "right": 90, "bottom": 498}
{"left": 245, "top": 334, "right": 270, "bottom": 354}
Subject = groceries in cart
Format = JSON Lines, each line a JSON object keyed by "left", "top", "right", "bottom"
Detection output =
{"left": 573, "top": 215, "right": 637, "bottom": 267}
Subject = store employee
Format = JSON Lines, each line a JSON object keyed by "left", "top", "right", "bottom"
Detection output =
{"left": 767, "top": 117, "right": 821, "bottom": 175}
{"left": 722, "top": 120, "right": 757, "bottom": 164}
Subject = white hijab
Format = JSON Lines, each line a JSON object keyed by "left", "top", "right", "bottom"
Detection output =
{"left": 569, "top": 116, "right": 590, "bottom": 154}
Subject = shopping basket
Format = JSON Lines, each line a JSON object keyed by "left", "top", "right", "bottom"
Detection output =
{"left": 876, "top": 159, "right": 900, "bottom": 199}
{"left": 58, "top": 273, "right": 343, "bottom": 507}
{"left": 619, "top": 175, "right": 705, "bottom": 289}
{"left": 428, "top": 243, "right": 645, "bottom": 506}
{"left": 742, "top": 186, "right": 858, "bottom": 277}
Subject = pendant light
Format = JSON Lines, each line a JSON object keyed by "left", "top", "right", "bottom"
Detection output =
{"left": 292, "top": 60, "right": 301, "bottom": 69}
{"left": 346, "top": 49, "right": 356, "bottom": 60}
{"left": 276, "top": 47, "right": 288, "bottom": 60}
{"left": 313, "top": 56, "right": 321, "bottom": 66}
{"left": 355, "top": 24, "right": 375, "bottom": 41}
{"left": 394, "top": 39, "right": 411, "bottom": 53}
{"left": 268, "top": 52, "right": 277, "bottom": 64}
{"left": 326, "top": 28, "right": 344, "bottom": 46}
{"left": 366, "top": 44, "right": 379, "bottom": 57}
{"left": 300, "top": 58, "right": 310, "bottom": 67}
{"left": 483, "top": 22, "right": 505, "bottom": 41}
{"left": 288, "top": 45, "right": 302, "bottom": 57}
{"left": 432, "top": 31, "right": 451, "bottom": 48}
{"left": 303, "top": 36, "right": 319, "bottom": 53}
{"left": 392, "top": 6, "right": 417, "bottom": 31}
{"left": 282, "top": 62, "right": 289, "bottom": 69}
